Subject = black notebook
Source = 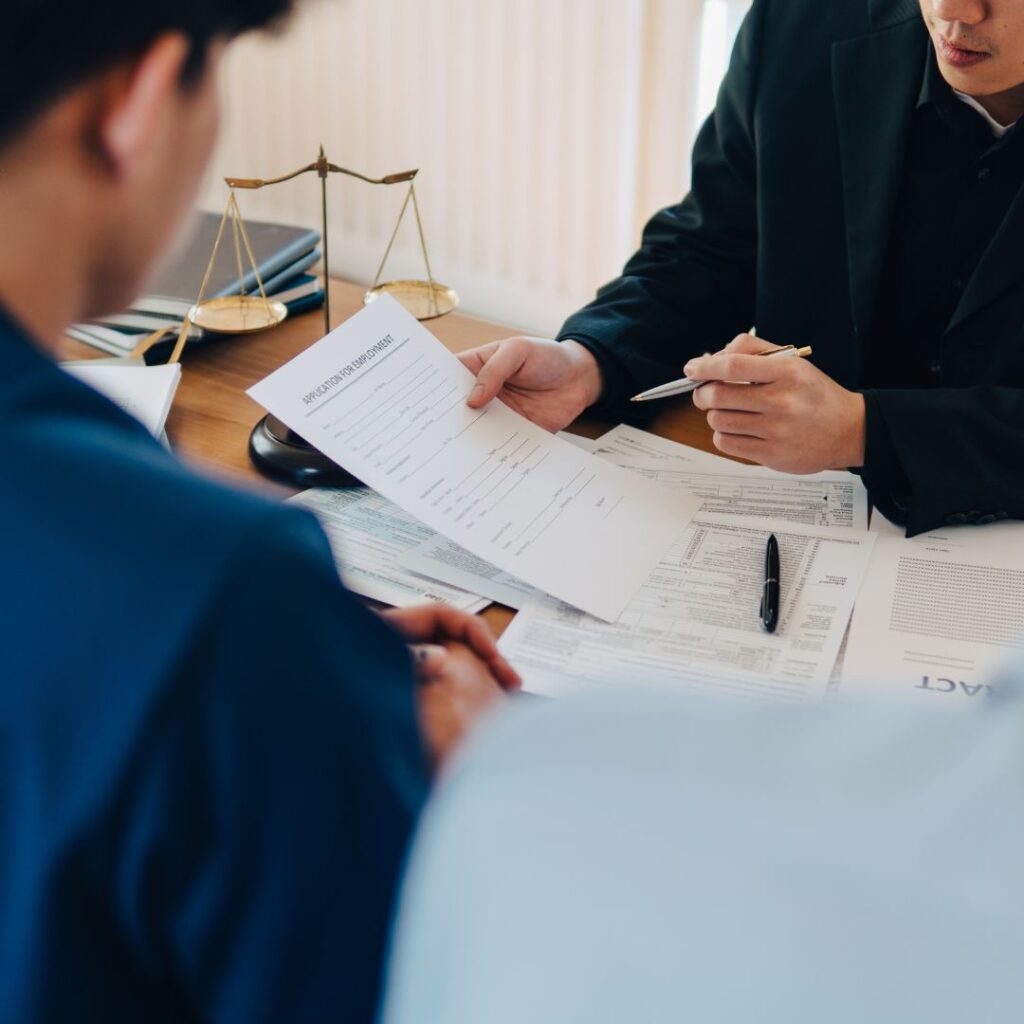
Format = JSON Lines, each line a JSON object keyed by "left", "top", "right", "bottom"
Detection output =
{"left": 141, "top": 210, "right": 320, "bottom": 307}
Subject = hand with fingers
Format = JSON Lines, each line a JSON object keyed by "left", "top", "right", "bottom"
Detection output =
{"left": 686, "top": 333, "right": 866, "bottom": 474}
{"left": 412, "top": 641, "right": 510, "bottom": 770}
{"left": 383, "top": 603, "right": 521, "bottom": 691}
{"left": 381, "top": 604, "right": 522, "bottom": 769}
{"left": 458, "top": 337, "right": 604, "bottom": 432}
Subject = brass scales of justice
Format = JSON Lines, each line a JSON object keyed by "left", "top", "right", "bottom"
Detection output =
{"left": 179, "top": 146, "right": 458, "bottom": 488}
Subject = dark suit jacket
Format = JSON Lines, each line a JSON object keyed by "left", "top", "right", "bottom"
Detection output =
{"left": 0, "top": 307, "right": 428, "bottom": 1022}
{"left": 559, "top": 0, "right": 1024, "bottom": 535}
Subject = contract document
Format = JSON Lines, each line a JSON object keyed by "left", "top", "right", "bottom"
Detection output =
{"left": 842, "top": 515, "right": 1024, "bottom": 705}
{"left": 500, "top": 513, "right": 877, "bottom": 702}
{"left": 249, "top": 297, "right": 692, "bottom": 621}
{"left": 290, "top": 488, "right": 490, "bottom": 612}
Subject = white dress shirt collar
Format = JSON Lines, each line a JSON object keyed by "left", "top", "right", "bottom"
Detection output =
{"left": 953, "top": 90, "right": 1016, "bottom": 138}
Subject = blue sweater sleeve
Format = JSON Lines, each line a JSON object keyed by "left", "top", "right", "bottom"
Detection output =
{"left": 111, "top": 507, "right": 429, "bottom": 1024}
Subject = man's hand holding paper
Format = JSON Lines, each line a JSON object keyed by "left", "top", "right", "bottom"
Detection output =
{"left": 461, "top": 336, "right": 604, "bottom": 432}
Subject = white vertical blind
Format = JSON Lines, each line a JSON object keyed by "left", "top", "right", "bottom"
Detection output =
{"left": 199, "top": 0, "right": 749, "bottom": 334}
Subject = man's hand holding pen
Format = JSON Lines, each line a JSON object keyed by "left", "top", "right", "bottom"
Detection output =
{"left": 686, "top": 333, "right": 866, "bottom": 474}
{"left": 458, "top": 331, "right": 867, "bottom": 476}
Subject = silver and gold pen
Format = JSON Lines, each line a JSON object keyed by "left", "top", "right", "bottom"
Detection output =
{"left": 630, "top": 344, "right": 813, "bottom": 402}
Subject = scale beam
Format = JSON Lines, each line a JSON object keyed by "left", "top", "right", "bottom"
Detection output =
{"left": 216, "top": 146, "right": 454, "bottom": 336}
{"left": 225, "top": 166, "right": 418, "bottom": 189}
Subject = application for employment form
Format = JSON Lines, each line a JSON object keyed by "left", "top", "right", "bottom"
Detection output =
{"left": 842, "top": 515, "right": 1024, "bottom": 705}
{"left": 500, "top": 513, "right": 876, "bottom": 702}
{"left": 248, "top": 296, "right": 694, "bottom": 621}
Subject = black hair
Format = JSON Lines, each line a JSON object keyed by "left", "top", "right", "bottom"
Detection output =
{"left": 1, "top": 0, "right": 296, "bottom": 147}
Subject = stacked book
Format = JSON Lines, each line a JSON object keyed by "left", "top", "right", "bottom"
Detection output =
{"left": 70, "top": 213, "right": 324, "bottom": 361}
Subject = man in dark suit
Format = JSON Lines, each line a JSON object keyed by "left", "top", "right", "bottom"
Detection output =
{"left": 0, "top": 3, "right": 518, "bottom": 1022}
{"left": 461, "top": 0, "right": 1024, "bottom": 536}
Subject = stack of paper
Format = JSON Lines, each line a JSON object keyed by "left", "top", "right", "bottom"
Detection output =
{"left": 493, "top": 428, "right": 876, "bottom": 702}
{"left": 249, "top": 297, "right": 1024, "bottom": 710}
{"left": 500, "top": 513, "right": 876, "bottom": 702}
{"left": 243, "top": 298, "right": 883, "bottom": 705}
{"left": 292, "top": 429, "right": 597, "bottom": 614}
{"left": 289, "top": 487, "right": 492, "bottom": 613}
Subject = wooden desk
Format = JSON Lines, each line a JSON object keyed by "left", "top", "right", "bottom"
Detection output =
{"left": 61, "top": 278, "right": 718, "bottom": 636}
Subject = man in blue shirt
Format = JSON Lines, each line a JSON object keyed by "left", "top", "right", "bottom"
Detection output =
{"left": 0, "top": 3, "right": 518, "bottom": 1021}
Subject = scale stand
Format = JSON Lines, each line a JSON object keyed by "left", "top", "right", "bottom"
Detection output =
{"left": 249, "top": 414, "right": 358, "bottom": 487}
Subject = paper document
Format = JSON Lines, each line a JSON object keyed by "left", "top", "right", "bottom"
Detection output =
{"left": 556, "top": 431, "right": 599, "bottom": 452}
{"left": 594, "top": 425, "right": 868, "bottom": 527}
{"left": 500, "top": 512, "right": 876, "bottom": 702}
{"left": 828, "top": 623, "right": 852, "bottom": 699}
{"left": 401, "top": 539, "right": 536, "bottom": 610}
{"left": 248, "top": 297, "right": 693, "bottom": 621}
{"left": 842, "top": 518, "right": 1024, "bottom": 705}
{"left": 593, "top": 424, "right": 734, "bottom": 468}
{"left": 869, "top": 511, "right": 899, "bottom": 536}
{"left": 66, "top": 362, "right": 181, "bottom": 438}
{"left": 599, "top": 457, "right": 869, "bottom": 529}
{"left": 395, "top": 431, "right": 602, "bottom": 609}
{"left": 398, "top": 447, "right": 867, "bottom": 608}
{"left": 290, "top": 488, "right": 490, "bottom": 612}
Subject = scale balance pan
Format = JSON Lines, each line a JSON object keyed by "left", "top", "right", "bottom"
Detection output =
{"left": 364, "top": 279, "right": 458, "bottom": 321}
{"left": 189, "top": 295, "right": 289, "bottom": 334}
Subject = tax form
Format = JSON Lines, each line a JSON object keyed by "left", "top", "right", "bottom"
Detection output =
{"left": 557, "top": 431, "right": 598, "bottom": 452}
{"left": 289, "top": 488, "right": 490, "bottom": 612}
{"left": 399, "top": 445, "right": 869, "bottom": 606}
{"left": 593, "top": 425, "right": 869, "bottom": 528}
{"left": 841, "top": 515, "right": 1024, "bottom": 705}
{"left": 400, "top": 539, "right": 535, "bottom": 609}
{"left": 499, "top": 513, "right": 876, "bottom": 702}
{"left": 593, "top": 423, "right": 736, "bottom": 467}
{"left": 599, "top": 458, "right": 869, "bottom": 529}
{"left": 248, "top": 297, "right": 693, "bottom": 621}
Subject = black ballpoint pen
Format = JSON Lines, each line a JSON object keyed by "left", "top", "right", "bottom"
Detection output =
{"left": 760, "top": 533, "right": 780, "bottom": 633}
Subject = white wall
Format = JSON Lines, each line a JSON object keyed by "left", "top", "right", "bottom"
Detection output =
{"left": 199, "top": 0, "right": 749, "bottom": 335}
